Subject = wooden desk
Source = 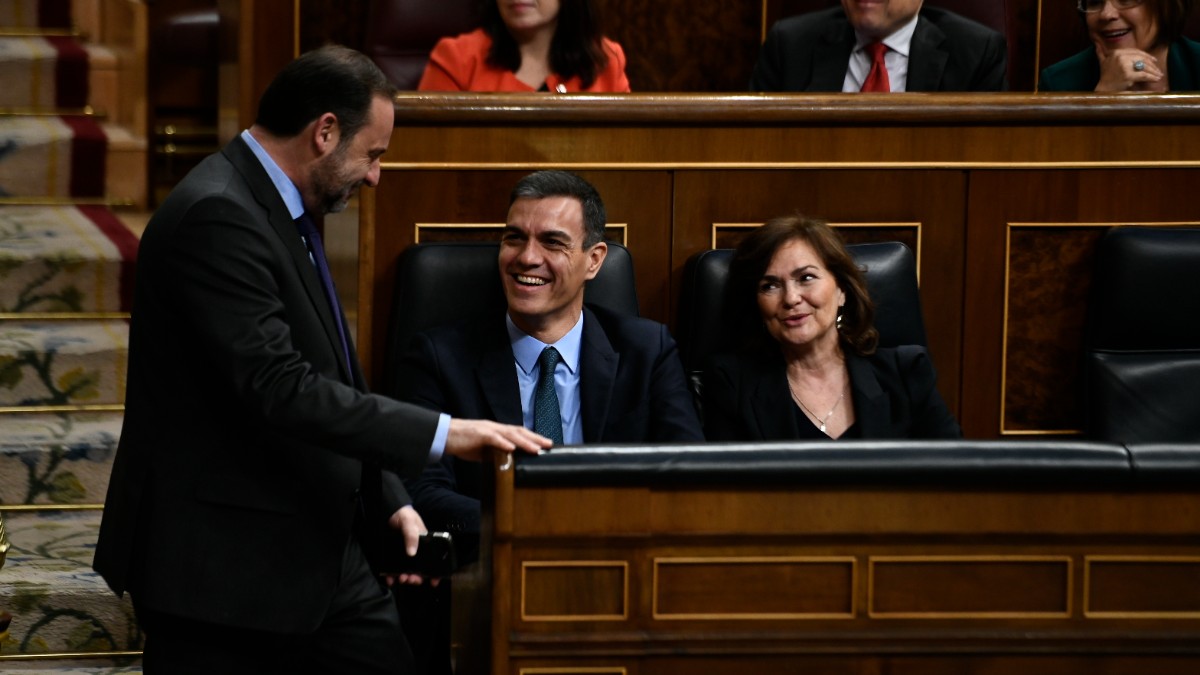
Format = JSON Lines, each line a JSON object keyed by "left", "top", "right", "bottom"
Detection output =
{"left": 478, "top": 442, "right": 1200, "bottom": 674}
{"left": 355, "top": 93, "right": 1200, "bottom": 438}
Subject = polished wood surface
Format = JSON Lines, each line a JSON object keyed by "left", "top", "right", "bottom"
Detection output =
{"left": 358, "top": 93, "right": 1200, "bottom": 438}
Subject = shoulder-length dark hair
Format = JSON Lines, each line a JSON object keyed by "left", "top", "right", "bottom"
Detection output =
{"left": 481, "top": 0, "right": 610, "bottom": 88}
{"left": 1150, "top": 0, "right": 1196, "bottom": 47}
{"left": 725, "top": 215, "right": 879, "bottom": 357}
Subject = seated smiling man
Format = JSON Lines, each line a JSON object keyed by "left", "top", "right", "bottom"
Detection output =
{"left": 393, "top": 170, "right": 703, "bottom": 674}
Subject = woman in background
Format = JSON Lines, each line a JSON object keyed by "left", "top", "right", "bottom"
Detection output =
{"left": 702, "top": 216, "right": 961, "bottom": 442}
{"left": 418, "top": 0, "right": 630, "bottom": 92}
{"left": 1041, "top": 0, "right": 1199, "bottom": 91}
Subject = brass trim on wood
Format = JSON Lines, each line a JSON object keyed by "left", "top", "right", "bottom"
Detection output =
{"left": 711, "top": 222, "right": 922, "bottom": 281}
{"left": 652, "top": 556, "right": 857, "bottom": 620}
{"left": 415, "top": 223, "right": 629, "bottom": 246}
{"left": 520, "top": 560, "right": 629, "bottom": 622}
{"left": 867, "top": 555, "right": 1073, "bottom": 619}
{"left": 0, "top": 405, "right": 123, "bottom": 414}
{"left": 382, "top": 161, "right": 1200, "bottom": 171}
{"left": 0, "top": 313, "right": 130, "bottom": 320}
{"left": 0, "top": 650, "right": 142, "bottom": 661}
{"left": 0, "top": 504, "right": 105, "bottom": 512}
{"left": 518, "top": 662, "right": 628, "bottom": 667}
{"left": 1083, "top": 555, "right": 1200, "bottom": 619}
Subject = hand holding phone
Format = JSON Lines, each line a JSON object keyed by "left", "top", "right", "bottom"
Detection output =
{"left": 380, "top": 531, "right": 456, "bottom": 578}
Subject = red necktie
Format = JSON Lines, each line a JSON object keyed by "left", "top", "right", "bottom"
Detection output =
{"left": 861, "top": 42, "right": 890, "bottom": 93}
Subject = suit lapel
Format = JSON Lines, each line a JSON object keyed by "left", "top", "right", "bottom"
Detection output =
{"left": 579, "top": 307, "right": 618, "bottom": 443}
{"left": 812, "top": 20, "right": 856, "bottom": 91}
{"left": 224, "top": 138, "right": 354, "bottom": 384}
{"left": 477, "top": 324, "right": 524, "bottom": 426}
{"left": 749, "top": 367, "right": 799, "bottom": 440}
{"left": 847, "top": 352, "right": 890, "bottom": 437}
{"left": 907, "top": 15, "right": 948, "bottom": 92}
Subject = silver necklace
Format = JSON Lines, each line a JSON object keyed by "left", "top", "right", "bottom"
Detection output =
{"left": 787, "top": 378, "right": 846, "bottom": 433}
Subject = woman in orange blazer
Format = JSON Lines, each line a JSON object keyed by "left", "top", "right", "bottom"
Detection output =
{"left": 418, "top": 0, "right": 631, "bottom": 92}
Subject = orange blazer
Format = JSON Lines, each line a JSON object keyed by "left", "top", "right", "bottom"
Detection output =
{"left": 417, "top": 28, "right": 631, "bottom": 92}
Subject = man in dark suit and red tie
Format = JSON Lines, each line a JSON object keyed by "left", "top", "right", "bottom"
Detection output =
{"left": 751, "top": 0, "right": 1007, "bottom": 92}
{"left": 93, "top": 45, "right": 551, "bottom": 674}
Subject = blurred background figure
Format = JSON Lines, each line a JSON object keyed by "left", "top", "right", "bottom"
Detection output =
{"left": 417, "top": 0, "right": 630, "bottom": 92}
{"left": 702, "top": 216, "right": 961, "bottom": 442}
{"left": 751, "top": 0, "right": 1007, "bottom": 92}
{"left": 1040, "top": 0, "right": 1198, "bottom": 91}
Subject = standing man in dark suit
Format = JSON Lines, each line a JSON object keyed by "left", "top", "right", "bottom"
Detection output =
{"left": 92, "top": 46, "right": 550, "bottom": 675}
{"left": 751, "top": 1, "right": 1007, "bottom": 92}
{"left": 393, "top": 170, "right": 704, "bottom": 673}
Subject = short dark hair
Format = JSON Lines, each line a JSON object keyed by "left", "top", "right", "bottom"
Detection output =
{"left": 509, "top": 170, "right": 607, "bottom": 247}
{"left": 255, "top": 45, "right": 397, "bottom": 143}
{"left": 482, "top": 0, "right": 610, "bottom": 88}
{"left": 726, "top": 215, "right": 879, "bottom": 356}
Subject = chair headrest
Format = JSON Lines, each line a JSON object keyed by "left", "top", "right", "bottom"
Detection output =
{"left": 1088, "top": 226, "right": 1200, "bottom": 351}
{"left": 384, "top": 241, "right": 638, "bottom": 394}
{"left": 363, "top": 0, "right": 481, "bottom": 89}
{"left": 678, "top": 241, "right": 926, "bottom": 370}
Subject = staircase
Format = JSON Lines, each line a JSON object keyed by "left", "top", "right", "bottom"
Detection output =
{"left": 0, "top": 0, "right": 146, "bottom": 670}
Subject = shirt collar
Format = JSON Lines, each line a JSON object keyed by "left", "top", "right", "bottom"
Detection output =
{"left": 854, "top": 11, "right": 920, "bottom": 58}
{"left": 240, "top": 129, "right": 306, "bottom": 220}
{"left": 507, "top": 311, "right": 584, "bottom": 376}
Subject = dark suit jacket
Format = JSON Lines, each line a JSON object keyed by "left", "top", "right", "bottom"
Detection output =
{"left": 93, "top": 137, "right": 441, "bottom": 633}
{"left": 394, "top": 305, "right": 704, "bottom": 560}
{"left": 1039, "top": 37, "right": 1200, "bottom": 92}
{"left": 703, "top": 345, "right": 962, "bottom": 441}
{"left": 750, "top": 6, "right": 1007, "bottom": 92}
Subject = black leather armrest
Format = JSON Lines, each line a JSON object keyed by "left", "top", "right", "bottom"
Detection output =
{"left": 513, "top": 440, "right": 1133, "bottom": 488}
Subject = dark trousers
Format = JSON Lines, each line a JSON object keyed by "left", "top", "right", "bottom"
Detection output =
{"left": 136, "top": 537, "right": 414, "bottom": 675}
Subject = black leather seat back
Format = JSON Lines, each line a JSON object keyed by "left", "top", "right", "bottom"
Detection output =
{"left": 1085, "top": 227, "right": 1200, "bottom": 443}
{"left": 678, "top": 241, "right": 926, "bottom": 376}
{"left": 384, "top": 241, "right": 638, "bottom": 396}
{"left": 364, "top": 0, "right": 481, "bottom": 90}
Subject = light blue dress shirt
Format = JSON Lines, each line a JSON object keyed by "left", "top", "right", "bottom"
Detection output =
{"left": 507, "top": 311, "right": 585, "bottom": 445}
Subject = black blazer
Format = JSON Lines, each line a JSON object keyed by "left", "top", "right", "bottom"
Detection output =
{"left": 394, "top": 304, "right": 704, "bottom": 560}
{"left": 750, "top": 6, "right": 1007, "bottom": 92}
{"left": 93, "top": 137, "right": 441, "bottom": 633}
{"left": 703, "top": 345, "right": 962, "bottom": 441}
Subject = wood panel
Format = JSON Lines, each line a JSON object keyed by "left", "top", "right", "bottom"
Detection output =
{"left": 360, "top": 94, "right": 1200, "bottom": 439}
{"left": 486, "top": 459, "right": 1200, "bottom": 674}
{"left": 962, "top": 169, "right": 1200, "bottom": 437}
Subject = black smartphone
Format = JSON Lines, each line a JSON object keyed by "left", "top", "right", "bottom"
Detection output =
{"left": 380, "top": 531, "right": 456, "bottom": 577}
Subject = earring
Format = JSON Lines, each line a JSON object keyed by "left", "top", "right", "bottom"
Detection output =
{"left": 836, "top": 307, "right": 845, "bottom": 331}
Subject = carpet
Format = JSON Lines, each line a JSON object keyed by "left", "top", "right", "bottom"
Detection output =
{"left": 0, "top": 510, "right": 141, "bottom": 655}
{"left": 0, "top": 205, "right": 138, "bottom": 313}
{"left": 0, "top": 36, "right": 90, "bottom": 109}
{"left": 0, "top": 412, "right": 120, "bottom": 506}
{"left": 0, "top": 321, "right": 128, "bottom": 408}
{"left": 0, "top": 117, "right": 106, "bottom": 198}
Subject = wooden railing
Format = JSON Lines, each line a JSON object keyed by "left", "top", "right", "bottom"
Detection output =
{"left": 351, "top": 92, "right": 1200, "bottom": 439}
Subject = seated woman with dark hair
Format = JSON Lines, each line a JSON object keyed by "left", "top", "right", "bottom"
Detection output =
{"left": 702, "top": 216, "right": 961, "bottom": 442}
{"left": 418, "top": 0, "right": 630, "bottom": 92}
{"left": 1041, "top": 0, "right": 1199, "bottom": 91}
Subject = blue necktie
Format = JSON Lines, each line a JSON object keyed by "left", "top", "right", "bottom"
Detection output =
{"left": 533, "top": 346, "right": 564, "bottom": 444}
{"left": 294, "top": 212, "right": 353, "bottom": 376}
